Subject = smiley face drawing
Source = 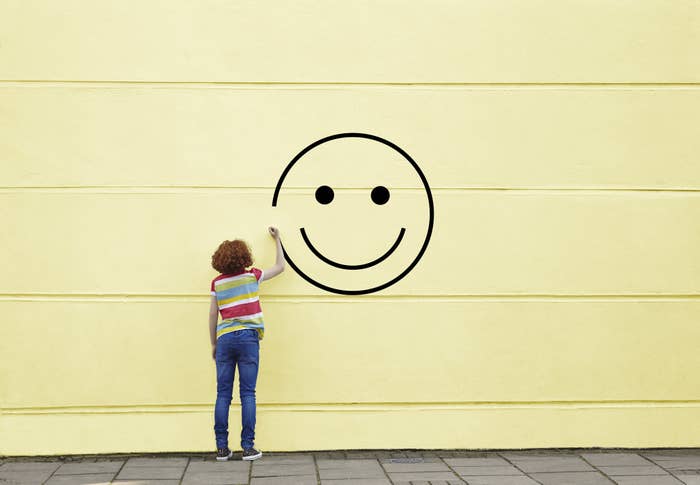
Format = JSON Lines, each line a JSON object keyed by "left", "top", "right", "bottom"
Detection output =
{"left": 272, "top": 133, "right": 434, "bottom": 295}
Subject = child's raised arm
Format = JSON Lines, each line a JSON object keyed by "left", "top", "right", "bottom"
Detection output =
{"left": 261, "top": 227, "right": 285, "bottom": 282}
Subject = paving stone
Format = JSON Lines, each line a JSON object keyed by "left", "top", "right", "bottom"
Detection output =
{"left": 321, "top": 480, "right": 391, "bottom": 485}
{"left": 373, "top": 451, "right": 395, "bottom": 459}
{"left": 0, "top": 469, "right": 55, "bottom": 484}
{"left": 54, "top": 461, "right": 124, "bottom": 474}
{"left": 667, "top": 468, "right": 700, "bottom": 475}
{"left": 388, "top": 470, "right": 461, "bottom": 482}
{"left": 418, "top": 451, "right": 441, "bottom": 458}
{"left": 610, "top": 476, "right": 684, "bottom": 485}
{"left": 44, "top": 474, "right": 114, "bottom": 484}
{"left": 439, "top": 450, "right": 482, "bottom": 458}
{"left": 113, "top": 481, "right": 181, "bottom": 485}
{"left": 645, "top": 455, "right": 700, "bottom": 470}
{"left": 380, "top": 458, "right": 450, "bottom": 472}
{"left": 464, "top": 452, "right": 509, "bottom": 458}
{"left": 186, "top": 460, "right": 250, "bottom": 472}
{"left": 445, "top": 456, "right": 510, "bottom": 467}
{"left": 0, "top": 462, "right": 61, "bottom": 472}
{"left": 116, "top": 465, "right": 185, "bottom": 480}
{"left": 645, "top": 453, "right": 700, "bottom": 458}
{"left": 317, "top": 459, "right": 380, "bottom": 469}
{"left": 529, "top": 471, "right": 614, "bottom": 484}
{"left": 124, "top": 457, "right": 189, "bottom": 467}
{"left": 660, "top": 464, "right": 700, "bottom": 471}
{"left": 250, "top": 476, "right": 317, "bottom": 485}
{"left": 514, "top": 457, "right": 595, "bottom": 472}
{"left": 344, "top": 451, "right": 378, "bottom": 459}
{"left": 598, "top": 465, "right": 669, "bottom": 475}
{"left": 453, "top": 465, "right": 523, "bottom": 476}
{"left": 252, "top": 455, "right": 315, "bottom": 466}
{"left": 314, "top": 452, "right": 346, "bottom": 460}
{"left": 320, "top": 467, "right": 385, "bottom": 479}
{"left": 465, "top": 477, "right": 540, "bottom": 485}
{"left": 252, "top": 463, "right": 316, "bottom": 476}
{"left": 646, "top": 451, "right": 700, "bottom": 457}
{"left": 501, "top": 452, "right": 581, "bottom": 461}
{"left": 581, "top": 452, "right": 651, "bottom": 466}
{"left": 407, "top": 481, "right": 464, "bottom": 485}
{"left": 181, "top": 471, "right": 249, "bottom": 484}
{"left": 675, "top": 476, "right": 700, "bottom": 484}
{"left": 255, "top": 454, "right": 314, "bottom": 465}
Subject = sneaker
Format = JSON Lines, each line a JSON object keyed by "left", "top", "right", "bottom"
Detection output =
{"left": 242, "top": 447, "right": 262, "bottom": 461}
{"left": 216, "top": 447, "right": 233, "bottom": 461}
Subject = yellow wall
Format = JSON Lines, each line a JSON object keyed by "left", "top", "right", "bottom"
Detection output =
{"left": 1, "top": 0, "right": 700, "bottom": 455}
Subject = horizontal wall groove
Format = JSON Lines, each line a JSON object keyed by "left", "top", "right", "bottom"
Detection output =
{"left": 2, "top": 294, "right": 700, "bottom": 303}
{"left": 7, "top": 400, "right": 700, "bottom": 415}
{"left": 2, "top": 81, "right": 700, "bottom": 89}
{"left": 2, "top": 187, "right": 700, "bottom": 194}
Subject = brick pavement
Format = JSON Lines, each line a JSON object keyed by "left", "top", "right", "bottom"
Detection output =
{"left": 2, "top": 449, "right": 700, "bottom": 484}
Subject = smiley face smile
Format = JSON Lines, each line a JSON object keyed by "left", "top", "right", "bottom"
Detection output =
{"left": 300, "top": 227, "right": 406, "bottom": 270}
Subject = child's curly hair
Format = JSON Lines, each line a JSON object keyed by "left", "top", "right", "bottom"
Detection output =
{"left": 211, "top": 239, "right": 253, "bottom": 274}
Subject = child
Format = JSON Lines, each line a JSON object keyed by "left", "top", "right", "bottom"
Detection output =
{"left": 209, "top": 227, "right": 284, "bottom": 461}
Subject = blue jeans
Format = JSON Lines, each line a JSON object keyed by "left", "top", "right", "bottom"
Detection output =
{"left": 214, "top": 329, "right": 260, "bottom": 450}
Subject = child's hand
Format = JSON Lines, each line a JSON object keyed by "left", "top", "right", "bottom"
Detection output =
{"left": 268, "top": 226, "right": 280, "bottom": 239}
{"left": 211, "top": 344, "right": 217, "bottom": 361}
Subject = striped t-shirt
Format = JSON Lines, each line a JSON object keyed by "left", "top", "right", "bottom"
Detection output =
{"left": 210, "top": 267, "right": 265, "bottom": 340}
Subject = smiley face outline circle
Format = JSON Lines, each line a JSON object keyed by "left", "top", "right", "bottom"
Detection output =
{"left": 272, "top": 132, "right": 434, "bottom": 295}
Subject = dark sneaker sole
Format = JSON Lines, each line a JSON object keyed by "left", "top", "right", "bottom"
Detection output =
{"left": 216, "top": 450, "right": 233, "bottom": 461}
{"left": 242, "top": 451, "right": 262, "bottom": 461}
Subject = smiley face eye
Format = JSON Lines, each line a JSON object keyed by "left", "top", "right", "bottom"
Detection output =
{"left": 371, "top": 186, "right": 390, "bottom": 205}
{"left": 315, "top": 185, "right": 334, "bottom": 205}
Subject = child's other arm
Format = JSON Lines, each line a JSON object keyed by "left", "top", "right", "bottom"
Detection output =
{"left": 261, "top": 226, "right": 285, "bottom": 281}
{"left": 209, "top": 295, "right": 218, "bottom": 359}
